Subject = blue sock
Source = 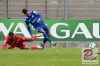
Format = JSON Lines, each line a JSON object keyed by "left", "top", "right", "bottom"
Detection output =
{"left": 43, "top": 38, "right": 47, "bottom": 44}
{"left": 43, "top": 33, "right": 51, "bottom": 43}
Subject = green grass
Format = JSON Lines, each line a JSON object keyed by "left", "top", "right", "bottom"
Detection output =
{"left": 0, "top": 48, "right": 99, "bottom": 66}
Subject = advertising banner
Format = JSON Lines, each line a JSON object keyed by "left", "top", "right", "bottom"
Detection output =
{"left": 0, "top": 19, "right": 100, "bottom": 41}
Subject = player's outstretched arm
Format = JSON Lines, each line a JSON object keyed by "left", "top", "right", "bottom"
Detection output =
{"left": 25, "top": 22, "right": 33, "bottom": 36}
{"left": 24, "top": 33, "right": 43, "bottom": 42}
{"left": 27, "top": 38, "right": 34, "bottom": 42}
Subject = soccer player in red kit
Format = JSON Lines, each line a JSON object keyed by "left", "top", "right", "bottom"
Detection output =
{"left": 2, "top": 32, "right": 42, "bottom": 50}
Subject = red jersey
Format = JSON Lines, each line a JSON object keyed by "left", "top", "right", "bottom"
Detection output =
{"left": 2, "top": 35, "right": 28, "bottom": 49}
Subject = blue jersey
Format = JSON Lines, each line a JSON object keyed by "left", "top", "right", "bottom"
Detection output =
{"left": 24, "top": 10, "right": 46, "bottom": 35}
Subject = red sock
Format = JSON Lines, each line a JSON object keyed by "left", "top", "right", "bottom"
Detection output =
{"left": 30, "top": 46, "right": 38, "bottom": 50}
{"left": 31, "top": 35, "right": 37, "bottom": 40}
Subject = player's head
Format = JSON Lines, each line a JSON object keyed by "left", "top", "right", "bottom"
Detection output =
{"left": 8, "top": 32, "right": 14, "bottom": 39}
{"left": 22, "top": 8, "right": 30, "bottom": 17}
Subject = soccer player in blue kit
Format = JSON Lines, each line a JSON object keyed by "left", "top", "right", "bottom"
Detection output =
{"left": 22, "top": 8, "right": 57, "bottom": 49}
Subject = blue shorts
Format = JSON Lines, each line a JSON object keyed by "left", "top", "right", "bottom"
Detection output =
{"left": 35, "top": 26, "right": 49, "bottom": 34}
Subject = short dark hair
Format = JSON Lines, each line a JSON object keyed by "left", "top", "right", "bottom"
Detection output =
{"left": 8, "top": 32, "right": 14, "bottom": 36}
{"left": 22, "top": 8, "right": 28, "bottom": 14}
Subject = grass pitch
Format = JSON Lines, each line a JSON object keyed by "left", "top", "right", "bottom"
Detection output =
{"left": 0, "top": 48, "right": 99, "bottom": 66}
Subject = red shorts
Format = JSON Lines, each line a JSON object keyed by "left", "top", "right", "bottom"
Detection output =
{"left": 8, "top": 43, "right": 26, "bottom": 49}
{"left": 16, "top": 43, "right": 26, "bottom": 49}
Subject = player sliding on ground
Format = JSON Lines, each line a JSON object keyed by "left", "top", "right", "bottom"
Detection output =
{"left": 2, "top": 32, "right": 42, "bottom": 50}
{"left": 22, "top": 8, "right": 57, "bottom": 49}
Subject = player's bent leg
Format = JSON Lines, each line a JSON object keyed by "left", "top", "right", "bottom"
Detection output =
{"left": 41, "top": 31, "right": 50, "bottom": 45}
{"left": 37, "top": 28, "right": 50, "bottom": 49}
{"left": 40, "top": 29, "right": 51, "bottom": 42}
{"left": 46, "top": 28, "right": 57, "bottom": 46}
{"left": 47, "top": 33, "right": 57, "bottom": 46}
{"left": 40, "top": 28, "right": 57, "bottom": 47}
{"left": 41, "top": 42, "right": 45, "bottom": 50}
{"left": 37, "top": 27, "right": 57, "bottom": 48}
{"left": 18, "top": 43, "right": 42, "bottom": 50}
{"left": 40, "top": 30, "right": 48, "bottom": 49}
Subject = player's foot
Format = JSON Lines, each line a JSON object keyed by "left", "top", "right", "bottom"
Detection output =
{"left": 35, "top": 33, "right": 43, "bottom": 37}
{"left": 51, "top": 42, "right": 57, "bottom": 46}
{"left": 41, "top": 42, "right": 44, "bottom": 50}
{"left": 36, "top": 45, "right": 42, "bottom": 50}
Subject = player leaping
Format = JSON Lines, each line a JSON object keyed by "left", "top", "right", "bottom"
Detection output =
{"left": 22, "top": 8, "right": 57, "bottom": 49}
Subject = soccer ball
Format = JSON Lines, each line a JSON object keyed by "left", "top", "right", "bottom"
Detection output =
{"left": 89, "top": 43, "right": 96, "bottom": 49}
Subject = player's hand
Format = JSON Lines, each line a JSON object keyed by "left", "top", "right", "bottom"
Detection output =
{"left": 27, "top": 36, "right": 34, "bottom": 42}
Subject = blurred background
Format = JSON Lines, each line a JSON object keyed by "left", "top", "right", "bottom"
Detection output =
{"left": 0, "top": 0, "right": 100, "bottom": 48}
{"left": 0, "top": 0, "right": 100, "bottom": 19}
